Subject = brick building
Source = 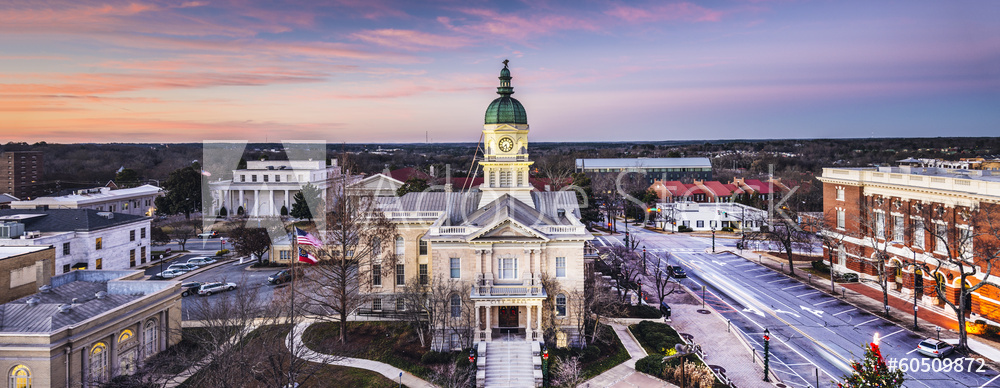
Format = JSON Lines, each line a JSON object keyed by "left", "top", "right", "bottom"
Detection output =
{"left": 0, "top": 246, "right": 54, "bottom": 304}
{"left": 0, "top": 151, "right": 45, "bottom": 200}
{"left": 818, "top": 165, "right": 1000, "bottom": 324}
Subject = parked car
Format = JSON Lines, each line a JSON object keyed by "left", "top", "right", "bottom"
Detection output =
{"left": 667, "top": 265, "right": 687, "bottom": 278}
{"left": 198, "top": 282, "right": 237, "bottom": 296}
{"left": 186, "top": 257, "right": 217, "bottom": 266}
{"left": 268, "top": 268, "right": 304, "bottom": 285}
{"left": 198, "top": 231, "right": 218, "bottom": 238}
{"left": 155, "top": 269, "right": 186, "bottom": 279}
{"left": 167, "top": 263, "right": 199, "bottom": 272}
{"left": 917, "top": 339, "right": 954, "bottom": 358}
{"left": 180, "top": 282, "right": 202, "bottom": 297}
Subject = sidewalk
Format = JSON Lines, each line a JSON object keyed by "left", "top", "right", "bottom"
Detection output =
{"left": 721, "top": 246, "right": 1000, "bottom": 365}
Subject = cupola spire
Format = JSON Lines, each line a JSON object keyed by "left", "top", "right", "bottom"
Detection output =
{"left": 497, "top": 59, "right": 513, "bottom": 96}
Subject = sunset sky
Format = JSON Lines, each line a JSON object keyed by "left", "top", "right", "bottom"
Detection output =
{"left": 1, "top": 1, "right": 998, "bottom": 143}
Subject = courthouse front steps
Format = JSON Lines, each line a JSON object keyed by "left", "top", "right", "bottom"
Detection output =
{"left": 477, "top": 341, "right": 542, "bottom": 387}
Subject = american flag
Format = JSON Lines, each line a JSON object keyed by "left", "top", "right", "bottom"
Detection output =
{"left": 298, "top": 247, "right": 318, "bottom": 265}
{"left": 295, "top": 227, "right": 321, "bottom": 247}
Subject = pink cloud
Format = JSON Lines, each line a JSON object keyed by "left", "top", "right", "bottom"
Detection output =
{"left": 440, "top": 8, "right": 598, "bottom": 41}
{"left": 605, "top": 3, "right": 724, "bottom": 23}
{"left": 351, "top": 29, "right": 473, "bottom": 51}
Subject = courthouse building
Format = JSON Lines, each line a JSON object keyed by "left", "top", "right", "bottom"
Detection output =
{"left": 208, "top": 159, "right": 343, "bottom": 217}
{"left": 819, "top": 164, "right": 1000, "bottom": 323}
{"left": 373, "top": 63, "right": 593, "bottom": 350}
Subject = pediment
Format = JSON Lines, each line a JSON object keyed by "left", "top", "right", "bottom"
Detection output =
{"left": 470, "top": 219, "right": 547, "bottom": 241}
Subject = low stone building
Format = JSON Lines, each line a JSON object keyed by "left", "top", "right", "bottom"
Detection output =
{"left": 0, "top": 270, "right": 181, "bottom": 387}
{"left": 0, "top": 246, "right": 54, "bottom": 304}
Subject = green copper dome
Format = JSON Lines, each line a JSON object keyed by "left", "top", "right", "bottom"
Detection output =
{"left": 485, "top": 61, "right": 527, "bottom": 125}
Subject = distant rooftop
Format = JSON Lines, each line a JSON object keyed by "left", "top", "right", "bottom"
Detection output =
{"left": 12, "top": 184, "right": 161, "bottom": 207}
{"left": 0, "top": 246, "right": 49, "bottom": 260}
{"left": 0, "top": 270, "right": 174, "bottom": 333}
{"left": 576, "top": 157, "right": 712, "bottom": 170}
{"left": 0, "top": 208, "right": 149, "bottom": 233}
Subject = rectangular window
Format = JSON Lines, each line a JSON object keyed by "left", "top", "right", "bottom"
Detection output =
{"left": 875, "top": 212, "right": 885, "bottom": 239}
{"left": 141, "top": 246, "right": 146, "bottom": 264}
{"left": 141, "top": 227, "right": 146, "bottom": 239}
{"left": 396, "top": 298, "right": 405, "bottom": 311}
{"left": 241, "top": 175, "right": 245, "bottom": 182}
{"left": 372, "top": 264, "right": 381, "bottom": 286}
{"left": 913, "top": 219, "right": 924, "bottom": 249}
{"left": 263, "top": 175, "right": 268, "bottom": 182}
{"left": 836, "top": 187, "right": 845, "bottom": 201}
{"left": 935, "top": 223, "right": 948, "bottom": 254}
{"left": 275, "top": 175, "right": 280, "bottom": 182}
{"left": 63, "top": 264, "right": 71, "bottom": 273}
{"left": 395, "top": 237, "right": 405, "bottom": 256}
{"left": 556, "top": 257, "right": 566, "bottom": 277}
{"left": 372, "top": 297, "right": 382, "bottom": 311}
{"left": 129, "top": 249, "right": 136, "bottom": 266}
{"left": 95, "top": 237, "right": 102, "bottom": 250}
{"left": 499, "top": 258, "right": 518, "bottom": 279}
{"left": 63, "top": 242, "right": 70, "bottom": 256}
{"left": 893, "top": 216, "right": 905, "bottom": 242}
{"left": 419, "top": 240, "right": 428, "bottom": 255}
{"left": 252, "top": 175, "right": 257, "bottom": 182}
{"left": 696, "top": 220, "right": 704, "bottom": 228}
{"left": 130, "top": 230, "right": 136, "bottom": 242}
{"left": 836, "top": 209, "right": 845, "bottom": 229}
{"left": 420, "top": 264, "right": 428, "bottom": 285}
{"left": 396, "top": 264, "right": 405, "bottom": 286}
{"left": 96, "top": 258, "right": 102, "bottom": 270}
{"left": 450, "top": 258, "right": 460, "bottom": 278}
{"left": 960, "top": 228, "right": 973, "bottom": 260}
{"left": 837, "top": 246, "right": 846, "bottom": 265}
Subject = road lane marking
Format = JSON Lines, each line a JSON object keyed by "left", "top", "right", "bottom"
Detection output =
{"left": 854, "top": 318, "right": 879, "bottom": 327}
{"left": 800, "top": 305, "right": 824, "bottom": 317}
{"left": 833, "top": 308, "right": 855, "bottom": 316}
{"left": 979, "top": 374, "right": 1000, "bottom": 388}
{"left": 766, "top": 279, "right": 786, "bottom": 284}
{"left": 755, "top": 273, "right": 773, "bottom": 278}
{"left": 814, "top": 299, "right": 839, "bottom": 306}
{"left": 881, "top": 328, "right": 905, "bottom": 340}
{"left": 798, "top": 291, "right": 820, "bottom": 298}
{"left": 782, "top": 284, "right": 806, "bottom": 290}
{"left": 906, "top": 348, "right": 918, "bottom": 354}
{"left": 736, "top": 263, "right": 756, "bottom": 267}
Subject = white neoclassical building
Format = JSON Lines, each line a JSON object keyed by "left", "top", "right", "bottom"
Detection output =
{"left": 370, "top": 63, "right": 593, "bottom": 351}
{"left": 208, "top": 160, "right": 342, "bottom": 217}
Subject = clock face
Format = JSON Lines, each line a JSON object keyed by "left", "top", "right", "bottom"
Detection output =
{"left": 498, "top": 137, "right": 514, "bottom": 152}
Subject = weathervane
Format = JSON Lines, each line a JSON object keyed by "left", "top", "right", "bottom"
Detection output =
{"left": 503, "top": 59, "right": 509, "bottom": 67}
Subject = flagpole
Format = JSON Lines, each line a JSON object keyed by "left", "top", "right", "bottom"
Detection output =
{"left": 289, "top": 227, "right": 297, "bottom": 386}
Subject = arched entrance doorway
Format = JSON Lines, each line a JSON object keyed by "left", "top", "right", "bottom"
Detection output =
{"left": 914, "top": 268, "right": 923, "bottom": 298}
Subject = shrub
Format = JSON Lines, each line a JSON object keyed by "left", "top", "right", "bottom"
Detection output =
{"left": 721, "top": 226, "right": 734, "bottom": 232}
{"left": 456, "top": 354, "right": 471, "bottom": 368}
{"left": 216, "top": 249, "right": 230, "bottom": 256}
{"left": 420, "top": 351, "right": 452, "bottom": 364}
{"left": 635, "top": 354, "right": 664, "bottom": 375}
{"left": 665, "top": 361, "right": 715, "bottom": 388}
{"left": 580, "top": 345, "right": 601, "bottom": 362}
{"left": 632, "top": 305, "right": 662, "bottom": 319}
{"left": 811, "top": 260, "right": 830, "bottom": 272}
{"left": 677, "top": 225, "right": 693, "bottom": 232}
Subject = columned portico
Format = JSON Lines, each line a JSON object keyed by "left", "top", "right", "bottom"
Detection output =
{"left": 473, "top": 297, "right": 545, "bottom": 342}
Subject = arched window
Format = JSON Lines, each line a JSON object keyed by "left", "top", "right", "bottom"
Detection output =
{"left": 8, "top": 365, "right": 31, "bottom": 388}
{"left": 935, "top": 273, "right": 946, "bottom": 297}
{"left": 90, "top": 343, "right": 108, "bottom": 382}
{"left": 118, "top": 329, "right": 134, "bottom": 344}
{"left": 118, "top": 329, "right": 137, "bottom": 375}
{"left": 450, "top": 294, "right": 462, "bottom": 318}
{"left": 143, "top": 320, "right": 158, "bottom": 359}
{"left": 556, "top": 294, "right": 567, "bottom": 316}
{"left": 395, "top": 236, "right": 405, "bottom": 257}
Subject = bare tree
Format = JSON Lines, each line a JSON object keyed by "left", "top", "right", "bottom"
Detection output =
{"left": 166, "top": 277, "right": 330, "bottom": 388}
{"left": 551, "top": 356, "right": 585, "bottom": 388}
{"left": 813, "top": 211, "right": 849, "bottom": 293}
{"left": 429, "top": 362, "right": 474, "bottom": 388}
{"left": 534, "top": 153, "right": 575, "bottom": 191}
{"left": 228, "top": 225, "right": 272, "bottom": 264}
{"left": 606, "top": 245, "right": 644, "bottom": 303}
{"left": 588, "top": 275, "right": 625, "bottom": 344}
{"left": 744, "top": 212, "right": 812, "bottom": 275}
{"left": 299, "top": 190, "right": 397, "bottom": 343}
{"left": 652, "top": 251, "right": 682, "bottom": 303}
{"left": 168, "top": 221, "right": 197, "bottom": 251}
{"left": 854, "top": 197, "right": 897, "bottom": 316}
{"left": 917, "top": 203, "right": 1000, "bottom": 352}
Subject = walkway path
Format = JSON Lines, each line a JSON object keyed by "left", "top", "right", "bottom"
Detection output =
{"left": 287, "top": 320, "right": 437, "bottom": 388}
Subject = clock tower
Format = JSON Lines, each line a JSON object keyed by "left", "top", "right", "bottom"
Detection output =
{"left": 478, "top": 60, "right": 535, "bottom": 208}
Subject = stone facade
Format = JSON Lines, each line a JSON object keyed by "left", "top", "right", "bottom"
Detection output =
{"left": 0, "top": 246, "right": 54, "bottom": 304}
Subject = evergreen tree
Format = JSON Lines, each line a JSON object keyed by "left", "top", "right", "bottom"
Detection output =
{"left": 839, "top": 340, "right": 904, "bottom": 388}
{"left": 396, "top": 177, "right": 430, "bottom": 197}
{"left": 290, "top": 183, "right": 322, "bottom": 220}
{"left": 571, "top": 173, "right": 601, "bottom": 225}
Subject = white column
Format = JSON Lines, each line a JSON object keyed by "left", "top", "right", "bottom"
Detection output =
{"left": 485, "top": 307, "right": 492, "bottom": 342}
{"left": 475, "top": 304, "right": 481, "bottom": 341}
{"left": 525, "top": 304, "right": 532, "bottom": 341}
{"left": 284, "top": 189, "right": 289, "bottom": 211}
{"left": 253, "top": 190, "right": 259, "bottom": 216}
{"left": 536, "top": 303, "right": 542, "bottom": 340}
{"left": 238, "top": 190, "right": 244, "bottom": 214}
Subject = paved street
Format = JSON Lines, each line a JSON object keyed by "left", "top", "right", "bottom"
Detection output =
{"left": 599, "top": 220, "right": 999, "bottom": 388}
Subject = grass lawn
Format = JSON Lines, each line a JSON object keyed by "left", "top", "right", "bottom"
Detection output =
{"left": 302, "top": 321, "right": 437, "bottom": 379}
{"left": 549, "top": 323, "right": 631, "bottom": 379}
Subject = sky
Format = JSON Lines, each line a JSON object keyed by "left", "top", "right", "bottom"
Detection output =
{"left": 1, "top": 0, "right": 998, "bottom": 143}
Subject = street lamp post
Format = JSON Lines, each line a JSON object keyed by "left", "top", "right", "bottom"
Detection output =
{"left": 913, "top": 250, "right": 919, "bottom": 330}
{"left": 642, "top": 246, "right": 647, "bottom": 275}
{"left": 711, "top": 227, "right": 716, "bottom": 253}
{"left": 763, "top": 328, "right": 772, "bottom": 382}
{"left": 542, "top": 346, "right": 549, "bottom": 386}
